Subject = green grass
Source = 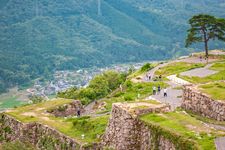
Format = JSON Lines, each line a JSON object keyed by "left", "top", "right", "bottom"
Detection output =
{"left": 5, "top": 98, "right": 109, "bottom": 143}
{"left": 65, "top": 115, "right": 109, "bottom": 143}
{"left": 141, "top": 111, "right": 225, "bottom": 150}
{"left": 199, "top": 82, "right": 225, "bottom": 100}
{"left": 6, "top": 99, "right": 73, "bottom": 122}
{"left": 180, "top": 61, "right": 225, "bottom": 84}
{"left": 155, "top": 62, "right": 205, "bottom": 76}
{"left": 102, "top": 81, "right": 167, "bottom": 111}
{"left": 127, "top": 63, "right": 157, "bottom": 79}
{"left": 186, "top": 110, "right": 225, "bottom": 127}
{"left": 131, "top": 100, "right": 161, "bottom": 105}
{"left": 0, "top": 96, "right": 25, "bottom": 110}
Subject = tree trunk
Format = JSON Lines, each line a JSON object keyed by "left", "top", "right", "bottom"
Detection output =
{"left": 204, "top": 40, "right": 209, "bottom": 63}
{"left": 203, "top": 31, "right": 209, "bottom": 63}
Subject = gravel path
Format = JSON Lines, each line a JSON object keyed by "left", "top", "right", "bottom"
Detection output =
{"left": 142, "top": 62, "right": 170, "bottom": 82}
{"left": 215, "top": 137, "right": 225, "bottom": 150}
{"left": 83, "top": 101, "right": 96, "bottom": 116}
{"left": 145, "top": 81, "right": 183, "bottom": 110}
{"left": 167, "top": 75, "right": 190, "bottom": 85}
{"left": 142, "top": 56, "right": 217, "bottom": 82}
{"left": 180, "top": 64, "right": 218, "bottom": 77}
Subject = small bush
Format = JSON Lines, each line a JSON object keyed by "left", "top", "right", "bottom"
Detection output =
{"left": 125, "top": 81, "right": 132, "bottom": 88}
{"left": 80, "top": 98, "right": 92, "bottom": 105}
{"left": 124, "top": 95, "right": 134, "bottom": 101}
{"left": 113, "top": 92, "right": 124, "bottom": 97}
{"left": 141, "top": 63, "right": 153, "bottom": 72}
{"left": 57, "top": 105, "right": 68, "bottom": 112}
{"left": 29, "top": 96, "right": 45, "bottom": 104}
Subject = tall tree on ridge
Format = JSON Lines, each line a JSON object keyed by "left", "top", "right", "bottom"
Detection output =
{"left": 185, "top": 14, "right": 225, "bottom": 62}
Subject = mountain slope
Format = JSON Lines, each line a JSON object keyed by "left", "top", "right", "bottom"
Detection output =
{"left": 0, "top": 0, "right": 225, "bottom": 93}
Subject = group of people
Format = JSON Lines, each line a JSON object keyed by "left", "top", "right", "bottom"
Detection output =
{"left": 146, "top": 74, "right": 162, "bottom": 82}
{"left": 152, "top": 85, "right": 167, "bottom": 97}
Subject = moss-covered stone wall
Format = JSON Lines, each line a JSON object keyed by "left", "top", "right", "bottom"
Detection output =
{"left": 0, "top": 114, "right": 100, "bottom": 150}
{"left": 182, "top": 85, "right": 225, "bottom": 121}
{"left": 101, "top": 103, "right": 191, "bottom": 150}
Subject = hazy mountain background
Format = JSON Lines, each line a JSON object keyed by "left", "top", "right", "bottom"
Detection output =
{"left": 0, "top": 0, "right": 225, "bottom": 93}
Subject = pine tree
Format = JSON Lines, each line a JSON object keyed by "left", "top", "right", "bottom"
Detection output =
{"left": 185, "top": 14, "right": 225, "bottom": 62}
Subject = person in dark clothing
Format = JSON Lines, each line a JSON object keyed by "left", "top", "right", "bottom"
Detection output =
{"left": 159, "top": 75, "right": 162, "bottom": 81}
{"left": 163, "top": 88, "right": 167, "bottom": 97}
{"left": 157, "top": 85, "right": 161, "bottom": 94}
{"left": 77, "top": 109, "right": 81, "bottom": 117}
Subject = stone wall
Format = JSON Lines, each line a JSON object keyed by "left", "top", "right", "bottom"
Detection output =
{"left": 0, "top": 114, "right": 100, "bottom": 150}
{"left": 181, "top": 85, "right": 225, "bottom": 121}
{"left": 47, "top": 100, "right": 84, "bottom": 117}
{"left": 101, "top": 103, "right": 176, "bottom": 150}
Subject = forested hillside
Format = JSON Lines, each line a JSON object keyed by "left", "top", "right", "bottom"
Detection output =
{"left": 0, "top": 0, "right": 225, "bottom": 93}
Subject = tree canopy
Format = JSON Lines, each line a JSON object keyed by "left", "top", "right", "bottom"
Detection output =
{"left": 186, "top": 14, "right": 225, "bottom": 58}
{"left": 57, "top": 71, "right": 126, "bottom": 105}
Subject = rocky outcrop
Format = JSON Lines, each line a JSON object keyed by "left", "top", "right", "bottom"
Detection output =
{"left": 47, "top": 100, "right": 84, "bottom": 117}
{"left": 102, "top": 103, "right": 177, "bottom": 150}
{"left": 181, "top": 85, "right": 225, "bottom": 121}
{"left": 0, "top": 114, "right": 100, "bottom": 150}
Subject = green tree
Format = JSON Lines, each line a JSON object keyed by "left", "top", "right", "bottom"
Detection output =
{"left": 102, "top": 70, "right": 125, "bottom": 91}
{"left": 185, "top": 14, "right": 225, "bottom": 61}
{"left": 89, "top": 75, "right": 109, "bottom": 99}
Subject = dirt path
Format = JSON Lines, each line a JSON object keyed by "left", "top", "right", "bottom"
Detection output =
{"left": 180, "top": 64, "right": 218, "bottom": 77}
{"left": 142, "top": 56, "right": 217, "bottom": 82}
{"left": 215, "top": 137, "right": 225, "bottom": 150}
{"left": 145, "top": 81, "right": 183, "bottom": 110}
{"left": 83, "top": 101, "right": 96, "bottom": 116}
{"left": 141, "top": 56, "right": 220, "bottom": 110}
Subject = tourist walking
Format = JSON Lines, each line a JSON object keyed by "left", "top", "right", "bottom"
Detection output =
{"left": 77, "top": 109, "right": 81, "bottom": 117}
{"left": 120, "top": 84, "right": 123, "bottom": 92}
{"left": 153, "top": 86, "right": 156, "bottom": 95}
{"left": 149, "top": 75, "right": 151, "bottom": 80}
{"left": 159, "top": 75, "right": 162, "bottom": 81}
{"left": 200, "top": 56, "right": 203, "bottom": 61}
{"left": 163, "top": 88, "right": 167, "bottom": 97}
{"left": 157, "top": 85, "right": 161, "bottom": 94}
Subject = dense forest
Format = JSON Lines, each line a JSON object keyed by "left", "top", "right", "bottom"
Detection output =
{"left": 0, "top": 0, "right": 225, "bottom": 93}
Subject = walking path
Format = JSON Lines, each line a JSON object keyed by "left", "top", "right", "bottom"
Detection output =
{"left": 142, "top": 56, "right": 217, "bottom": 82}
{"left": 141, "top": 56, "right": 225, "bottom": 150}
{"left": 180, "top": 64, "right": 218, "bottom": 77}
{"left": 145, "top": 81, "right": 183, "bottom": 110}
{"left": 167, "top": 75, "right": 190, "bottom": 85}
{"left": 142, "top": 56, "right": 219, "bottom": 110}
{"left": 83, "top": 101, "right": 96, "bottom": 116}
{"left": 215, "top": 137, "right": 225, "bottom": 150}
{"left": 83, "top": 100, "right": 109, "bottom": 117}
{"left": 142, "top": 62, "right": 170, "bottom": 82}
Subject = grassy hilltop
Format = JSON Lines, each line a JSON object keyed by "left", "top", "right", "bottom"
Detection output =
{"left": 2, "top": 51, "right": 225, "bottom": 149}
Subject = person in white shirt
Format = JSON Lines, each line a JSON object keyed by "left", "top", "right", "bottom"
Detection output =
{"left": 153, "top": 86, "right": 156, "bottom": 95}
{"left": 163, "top": 88, "right": 167, "bottom": 97}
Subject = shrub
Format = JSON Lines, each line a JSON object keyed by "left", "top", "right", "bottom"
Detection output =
{"left": 57, "top": 105, "right": 68, "bottom": 112}
{"left": 125, "top": 80, "right": 132, "bottom": 88}
{"left": 124, "top": 95, "right": 134, "bottom": 101}
{"left": 57, "top": 71, "right": 127, "bottom": 105}
{"left": 113, "top": 91, "right": 124, "bottom": 97}
{"left": 141, "top": 63, "right": 153, "bottom": 72}
{"left": 29, "top": 96, "right": 45, "bottom": 104}
{"left": 78, "top": 88, "right": 96, "bottom": 100}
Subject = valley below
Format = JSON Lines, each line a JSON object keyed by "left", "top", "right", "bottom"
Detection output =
{"left": 0, "top": 61, "right": 148, "bottom": 111}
